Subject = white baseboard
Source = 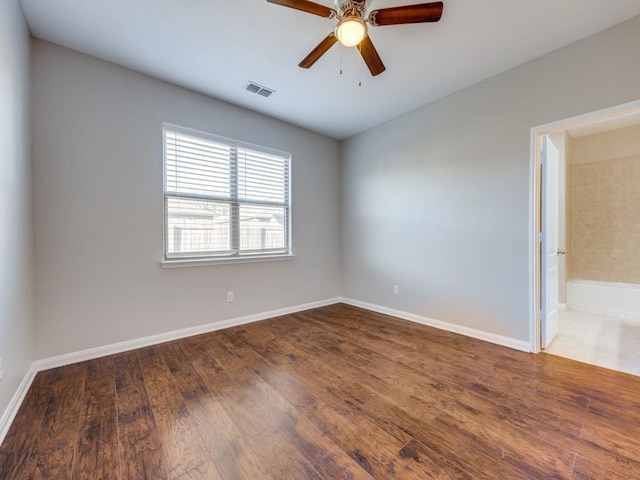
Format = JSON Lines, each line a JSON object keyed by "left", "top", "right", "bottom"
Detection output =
{"left": 3, "top": 295, "right": 531, "bottom": 446}
{"left": 3, "top": 298, "right": 339, "bottom": 446}
{"left": 558, "top": 303, "right": 567, "bottom": 311}
{"left": 567, "top": 280, "right": 640, "bottom": 319}
{"left": 35, "top": 297, "right": 342, "bottom": 371}
{"left": 0, "top": 365, "right": 37, "bottom": 446}
{"left": 35, "top": 296, "right": 531, "bottom": 372}
{"left": 339, "top": 297, "right": 532, "bottom": 353}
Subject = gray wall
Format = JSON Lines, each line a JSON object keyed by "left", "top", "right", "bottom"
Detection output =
{"left": 32, "top": 41, "right": 341, "bottom": 358}
{"left": 25, "top": 15, "right": 640, "bottom": 359}
{"left": 0, "top": 0, "right": 34, "bottom": 415}
{"left": 341, "top": 16, "right": 640, "bottom": 342}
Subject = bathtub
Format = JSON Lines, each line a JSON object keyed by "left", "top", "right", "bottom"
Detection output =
{"left": 567, "top": 279, "right": 640, "bottom": 319}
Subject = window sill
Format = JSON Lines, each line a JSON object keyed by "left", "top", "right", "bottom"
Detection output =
{"left": 161, "top": 253, "right": 295, "bottom": 268}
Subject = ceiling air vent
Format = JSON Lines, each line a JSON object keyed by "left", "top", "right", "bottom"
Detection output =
{"left": 244, "top": 82, "right": 275, "bottom": 98}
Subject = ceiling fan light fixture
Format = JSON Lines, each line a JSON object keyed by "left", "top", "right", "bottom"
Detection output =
{"left": 268, "top": 0, "right": 444, "bottom": 76}
{"left": 335, "top": 16, "right": 366, "bottom": 47}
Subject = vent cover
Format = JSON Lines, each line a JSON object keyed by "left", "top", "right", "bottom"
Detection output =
{"left": 244, "top": 82, "right": 275, "bottom": 98}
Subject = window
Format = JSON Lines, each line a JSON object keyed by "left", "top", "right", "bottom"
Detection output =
{"left": 163, "top": 124, "right": 291, "bottom": 264}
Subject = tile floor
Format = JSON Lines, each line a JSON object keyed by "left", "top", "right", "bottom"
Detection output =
{"left": 545, "top": 309, "right": 640, "bottom": 376}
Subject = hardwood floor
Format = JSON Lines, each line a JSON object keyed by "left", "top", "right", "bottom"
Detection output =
{"left": 2, "top": 303, "right": 640, "bottom": 479}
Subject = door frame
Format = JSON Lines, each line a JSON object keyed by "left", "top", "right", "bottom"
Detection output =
{"left": 529, "top": 99, "right": 640, "bottom": 353}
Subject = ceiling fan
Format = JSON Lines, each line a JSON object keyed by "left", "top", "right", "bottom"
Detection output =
{"left": 267, "top": 0, "right": 444, "bottom": 76}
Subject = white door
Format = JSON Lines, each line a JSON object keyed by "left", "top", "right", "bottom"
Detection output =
{"left": 541, "top": 135, "right": 560, "bottom": 348}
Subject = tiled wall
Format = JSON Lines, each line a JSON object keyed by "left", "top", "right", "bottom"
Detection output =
{"left": 571, "top": 155, "right": 640, "bottom": 283}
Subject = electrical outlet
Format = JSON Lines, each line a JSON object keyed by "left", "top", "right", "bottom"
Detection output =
{"left": 227, "top": 291, "right": 234, "bottom": 302}
{"left": 0, "top": 357, "right": 3, "bottom": 381}
{"left": 393, "top": 285, "right": 399, "bottom": 295}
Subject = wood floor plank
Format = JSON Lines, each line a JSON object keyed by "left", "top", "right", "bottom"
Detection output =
{"left": 29, "top": 363, "right": 87, "bottom": 458}
{"left": 311, "top": 449, "right": 375, "bottom": 480}
{"left": 300, "top": 308, "right": 507, "bottom": 390}
{"left": 434, "top": 403, "right": 576, "bottom": 479}
{"left": 580, "top": 408, "right": 640, "bottom": 461}
{"left": 300, "top": 324, "right": 466, "bottom": 398}
{"left": 186, "top": 330, "right": 372, "bottom": 479}
{"left": 509, "top": 408, "right": 640, "bottom": 479}
{"left": 0, "top": 369, "right": 59, "bottom": 479}
{"left": 137, "top": 346, "right": 211, "bottom": 479}
{"left": 245, "top": 427, "right": 326, "bottom": 480}
{"left": 2, "top": 303, "right": 640, "bottom": 479}
{"left": 118, "top": 414, "right": 169, "bottom": 480}
{"left": 234, "top": 324, "right": 495, "bottom": 480}
{"left": 469, "top": 372, "right": 587, "bottom": 437}
{"left": 307, "top": 309, "right": 590, "bottom": 443}
{"left": 232, "top": 324, "right": 422, "bottom": 445}
{"left": 213, "top": 330, "right": 377, "bottom": 476}
{"left": 218, "top": 331, "right": 412, "bottom": 478}
{"left": 173, "top": 460, "right": 222, "bottom": 480}
{"left": 587, "top": 396, "right": 640, "bottom": 425}
{"left": 589, "top": 365, "right": 640, "bottom": 401}
{"left": 399, "top": 424, "right": 526, "bottom": 480}
{"left": 299, "top": 399, "right": 404, "bottom": 477}
{"left": 205, "top": 331, "right": 376, "bottom": 479}
{"left": 20, "top": 445, "right": 75, "bottom": 480}
{"left": 573, "top": 455, "right": 627, "bottom": 480}
{"left": 214, "top": 366, "right": 296, "bottom": 439}
{"left": 394, "top": 438, "right": 484, "bottom": 480}
{"left": 160, "top": 343, "right": 211, "bottom": 402}
{"left": 115, "top": 350, "right": 153, "bottom": 425}
{"left": 184, "top": 398, "right": 269, "bottom": 480}
{"left": 72, "top": 357, "right": 120, "bottom": 480}
{"left": 178, "top": 336, "right": 274, "bottom": 479}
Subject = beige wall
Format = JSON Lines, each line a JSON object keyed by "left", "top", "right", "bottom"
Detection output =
{"left": 570, "top": 134, "right": 640, "bottom": 282}
{"left": 572, "top": 124, "right": 640, "bottom": 164}
{"left": 565, "top": 134, "right": 572, "bottom": 296}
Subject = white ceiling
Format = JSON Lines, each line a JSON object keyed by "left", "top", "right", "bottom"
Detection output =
{"left": 19, "top": 0, "right": 640, "bottom": 139}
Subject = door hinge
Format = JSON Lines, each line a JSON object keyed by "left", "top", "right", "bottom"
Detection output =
{"left": 539, "top": 232, "right": 545, "bottom": 243}
{"left": 539, "top": 309, "right": 545, "bottom": 321}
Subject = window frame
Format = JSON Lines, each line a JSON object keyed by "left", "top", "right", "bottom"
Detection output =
{"left": 161, "top": 123, "right": 293, "bottom": 267}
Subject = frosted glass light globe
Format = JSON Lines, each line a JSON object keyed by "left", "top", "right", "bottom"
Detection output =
{"left": 336, "top": 17, "right": 366, "bottom": 47}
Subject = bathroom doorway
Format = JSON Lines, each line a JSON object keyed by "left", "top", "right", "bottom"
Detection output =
{"left": 531, "top": 99, "right": 640, "bottom": 375}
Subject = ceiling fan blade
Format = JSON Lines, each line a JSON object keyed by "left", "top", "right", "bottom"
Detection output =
{"left": 267, "top": 0, "right": 336, "bottom": 18}
{"left": 369, "top": 2, "right": 443, "bottom": 26}
{"left": 358, "top": 36, "right": 386, "bottom": 76}
{"left": 299, "top": 33, "right": 338, "bottom": 68}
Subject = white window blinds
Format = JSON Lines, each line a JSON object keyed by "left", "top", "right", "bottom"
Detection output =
{"left": 164, "top": 124, "right": 291, "bottom": 260}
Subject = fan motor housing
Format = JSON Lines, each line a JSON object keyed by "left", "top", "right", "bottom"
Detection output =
{"left": 336, "top": 0, "right": 367, "bottom": 19}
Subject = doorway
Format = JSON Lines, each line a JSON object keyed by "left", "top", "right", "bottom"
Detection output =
{"left": 530, "top": 99, "right": 640, "bottom": 375}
